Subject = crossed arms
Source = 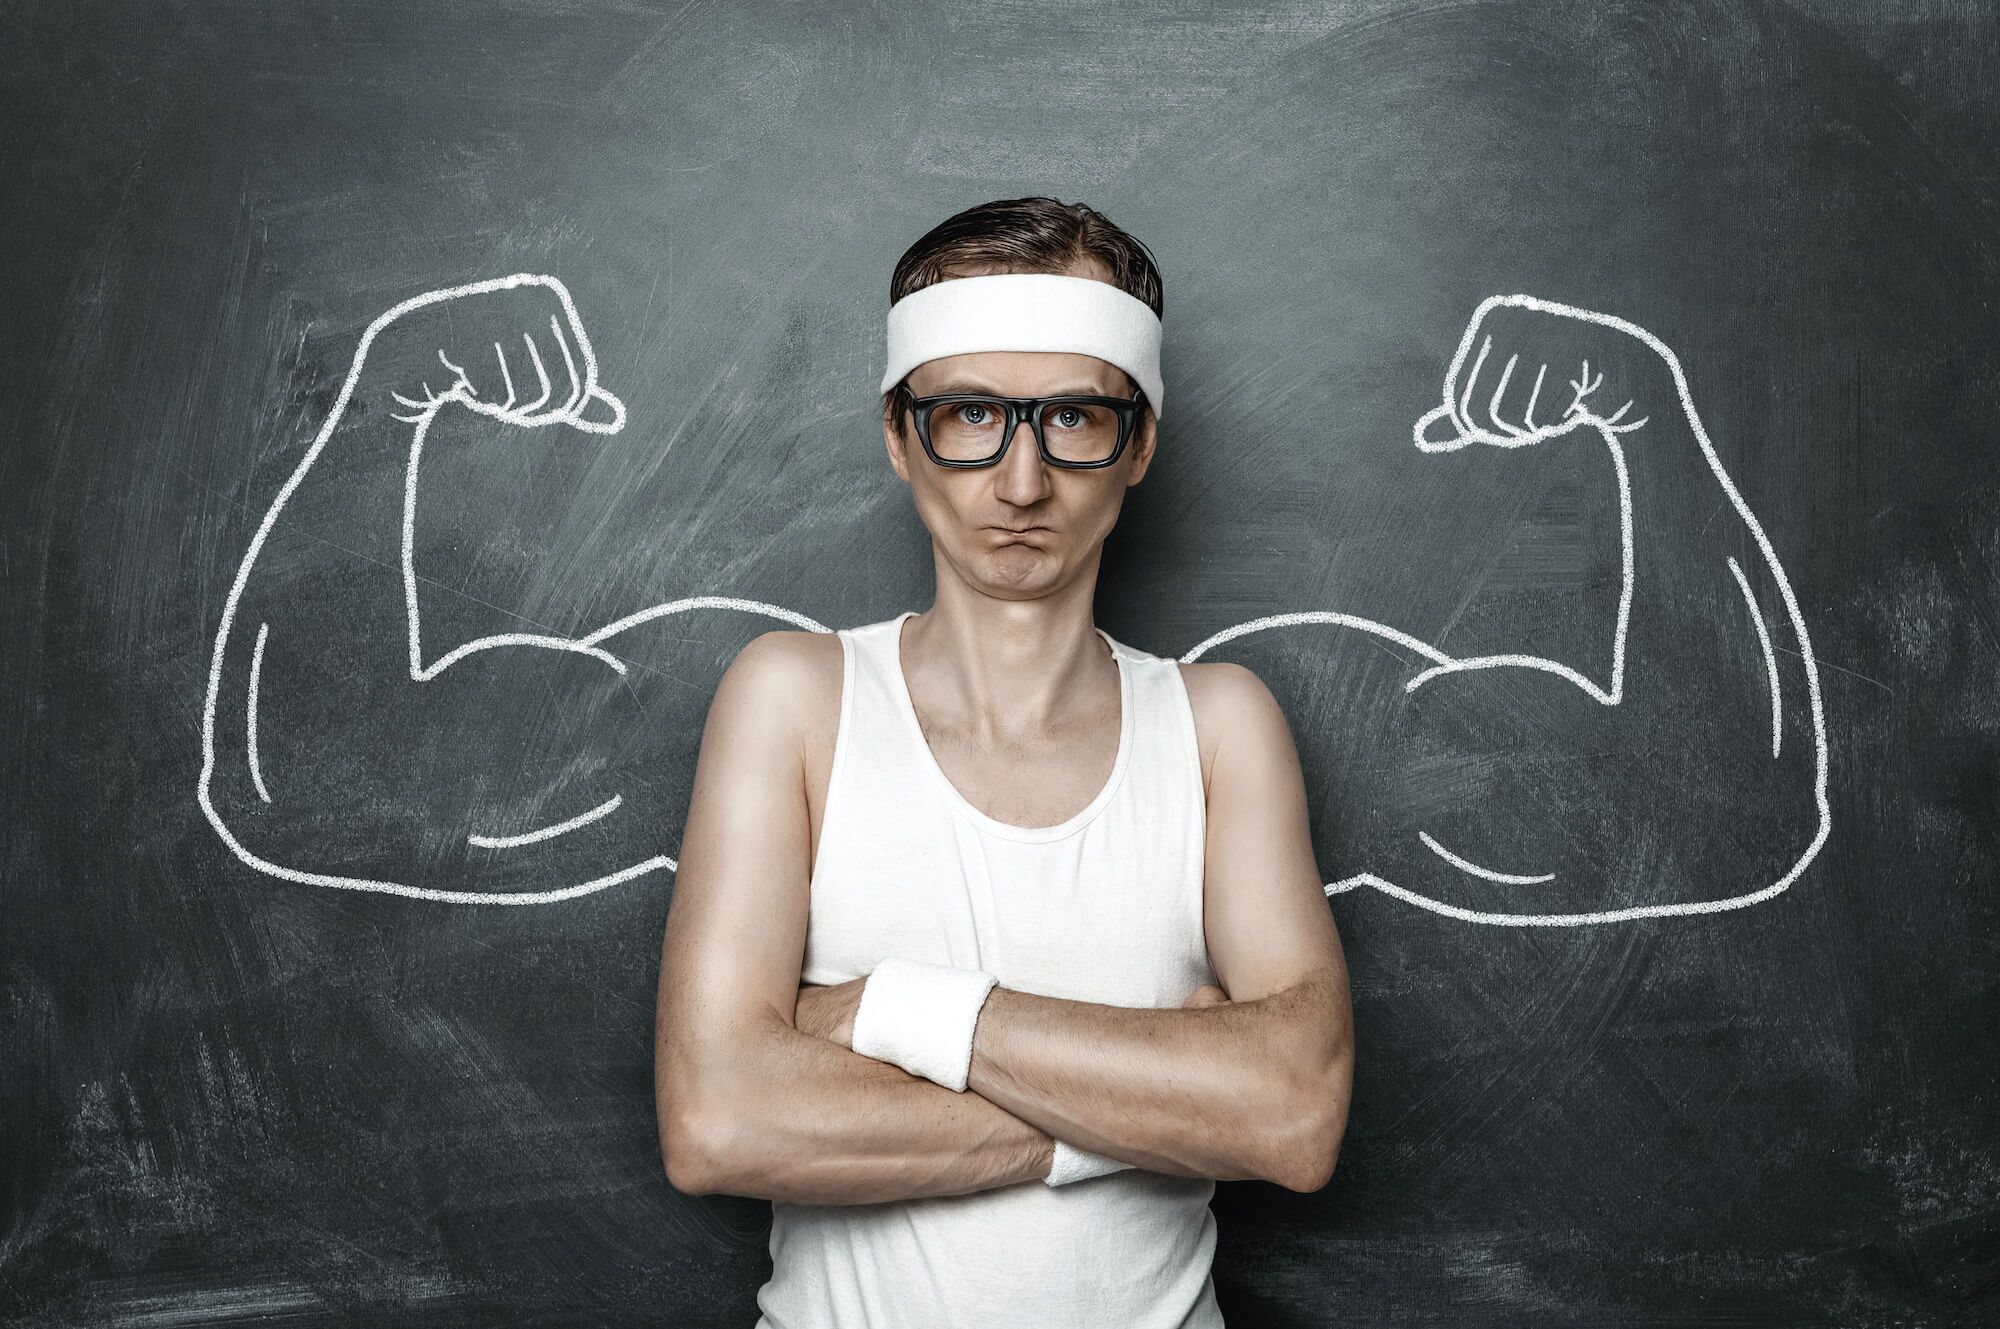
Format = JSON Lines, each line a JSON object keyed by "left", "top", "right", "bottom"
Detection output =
{"left": 653, "top": 631, "right": 1355, "bottom": 1205}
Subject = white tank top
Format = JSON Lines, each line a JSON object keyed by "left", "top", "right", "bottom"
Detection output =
{"left": 755, "top": 610, "right": 1224, "bottom": 1329}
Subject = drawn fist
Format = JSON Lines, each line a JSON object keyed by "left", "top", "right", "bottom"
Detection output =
{"left": 1415, "top": 293, "right": 1674, "bottom": 451}
{"left": 364, "top": 273, "right": 625, "bottom": 434}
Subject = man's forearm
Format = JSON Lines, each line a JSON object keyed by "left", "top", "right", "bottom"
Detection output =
{"left": 681, "top": 1011, "right": 1056, "bottom": 1205}
{"left": 964, "top": 976, "right": 1348, "bottom": 1190}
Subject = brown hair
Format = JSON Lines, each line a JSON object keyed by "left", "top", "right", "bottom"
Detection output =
{"left": 882, "top": 196, "right": 1164, "bottom": 437}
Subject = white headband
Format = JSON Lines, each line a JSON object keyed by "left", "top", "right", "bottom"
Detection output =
{"left": 880, "top": 272, "right": 1164, "bottom": 420}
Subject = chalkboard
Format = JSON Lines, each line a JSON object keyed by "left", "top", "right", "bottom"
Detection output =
{"left": 6, "top": 0, "right": 1997, "bottom": 1324}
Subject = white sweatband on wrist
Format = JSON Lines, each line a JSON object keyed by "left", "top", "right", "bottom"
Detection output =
{"left": 880, "top": 272, "right": 1166, "bottom": 421}
{"left": 849, "top": 956, "right": 998, "bottom": 1093}
{"left": 1045, "top": 1139, "right": 1134, "bottom": 1187}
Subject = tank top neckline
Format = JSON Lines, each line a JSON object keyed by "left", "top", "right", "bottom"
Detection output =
{"left": 882, "top": 608, "right": 1134, "bottom": 844}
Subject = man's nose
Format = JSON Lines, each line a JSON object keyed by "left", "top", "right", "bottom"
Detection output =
{"left": 993, "top": 413, "right": 1054, "bottom": 498}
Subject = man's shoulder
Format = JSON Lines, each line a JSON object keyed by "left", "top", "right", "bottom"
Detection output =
{"left": 1173, "top": 659, "right": 1287, "bottom": 797}
{"left": 727, "top": 626, "right": 843, "bottom": 693}
{"left": 1174, "top": 656, "right": 1281, "bottom": 726}
{"left": 732, "top": 625, "right": 843, "bottom": 674}
{"left": 720, "top": 627, "right": 844, "bottom": 742}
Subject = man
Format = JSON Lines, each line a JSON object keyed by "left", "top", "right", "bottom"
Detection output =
{"left": 655, "top": 197, "right": 1354, "bottom": 1327}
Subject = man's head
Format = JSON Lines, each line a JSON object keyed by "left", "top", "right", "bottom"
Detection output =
{"left": 879, "top": 197, "right": 1165, "bottom": 601}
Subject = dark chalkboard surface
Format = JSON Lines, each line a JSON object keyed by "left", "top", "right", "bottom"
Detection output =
{"left": 6, "top": 1, "right": 1996, "bottom": 1324}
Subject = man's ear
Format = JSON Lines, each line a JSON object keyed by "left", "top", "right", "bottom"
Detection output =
{"left": 1125, "top": 406, "right": 1159, "bottom": 486}
{"left": 883, "top": 401, "right": 912, "bottom": 485}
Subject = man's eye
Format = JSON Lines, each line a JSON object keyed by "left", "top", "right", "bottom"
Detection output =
{"left": 957, "top": 404, "right": 993, "bottom": 425}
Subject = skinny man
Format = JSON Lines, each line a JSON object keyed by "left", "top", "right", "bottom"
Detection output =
{"left": 656, "top": 196, "right": 1355, "bottom": 1328}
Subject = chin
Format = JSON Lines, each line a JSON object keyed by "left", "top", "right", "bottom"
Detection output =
{"left": 976, "top": 551, "right": 1057, "bottom": 586}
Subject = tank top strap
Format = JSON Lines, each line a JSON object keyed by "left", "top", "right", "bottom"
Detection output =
{"left": 835, "top": 613, "right": 925, "bottom": 761}
{"left": 826, "top": 615, "right": 922, "bottom": 813}
{"left": 1097, "top": 625, "right": 1208, "bottom": 851}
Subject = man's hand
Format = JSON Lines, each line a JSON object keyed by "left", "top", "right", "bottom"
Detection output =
{"left": 794, "top": 978, "right": 867, "bottom": 1048}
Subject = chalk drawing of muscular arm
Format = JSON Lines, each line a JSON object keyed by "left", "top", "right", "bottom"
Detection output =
{"left": 201, "top": 280, "right": 1827, "bottom": 922}
{"left": 197, "top": 275, "right": 818, "bottom": 903}
{"left": 1185, "top": 295, "right": 1831, "bottom": 924}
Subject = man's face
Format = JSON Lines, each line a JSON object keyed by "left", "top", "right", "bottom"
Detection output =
{"left": 883, "top": 276, "right": 1159, "bottom": 602}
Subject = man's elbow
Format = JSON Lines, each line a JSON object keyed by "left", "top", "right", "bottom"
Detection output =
{"left": 659, "top": 1008, "right": 792, "bottom": 1197}
{"left": 1278, "top": 1103, "right": 1348, "bottom": 1194}
{"left": 1263, "top": 1102, "right": 1348, "bottom": 1194}
{"left": 1266, "top": 1026, "right": 1354, "bottom": 1193}
{"left": 662, "top": 1131, "right": 715, "bottom": 1197}
{"left": 661, "top": 1095, "right": 735, "bottom": 1197}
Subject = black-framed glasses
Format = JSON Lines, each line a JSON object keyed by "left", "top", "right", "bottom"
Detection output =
{"left": 894, "top": 384, "right": 1145, "bottom": 469}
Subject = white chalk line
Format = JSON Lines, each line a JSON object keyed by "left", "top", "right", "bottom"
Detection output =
{"left": 247, "top": 620, "right": 273, "bottom": 804}
{"left": 1181, "top": 611, "right": 1454, "bottom": 668}
{"left": 397, "top": 409, "right": 630, "bottom": 682}
{"left": 1727, "top": 554, "right": 1783, "bottom": 759}
{"left": 1402, "top": 414, "right": 1635, "bottom": 703}
{"left": 1417, "top": 831, "right": 1555, "bottom": 884}
{"left": 581, "top": 596, "right": 830, "bottom": 647}
{"left": 201, "top": 286, "right": 1829, "bottom": 923}
{"left": 470, "top": 793, "right": 624, "bottom": 849}
{"left": 212, "top": 839, "right": 676, "bottom": 906}
{"left": 1416, "top": 296, "right": 1829, "bottom": 921}
{"left": 1179, "top": 295, "right": 1830, "bottom": 926}
{"left": 199, "top": 275, "right": 768, "bottom": 904}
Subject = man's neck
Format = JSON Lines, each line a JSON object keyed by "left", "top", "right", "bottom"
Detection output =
{"left": 900, "top": 596, "right": 1115, "bottom": 737}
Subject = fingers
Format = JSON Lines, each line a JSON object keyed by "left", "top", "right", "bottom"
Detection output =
{"left": 514, "top": 332, "right": 553, "bottom": 415}
{"left": 549, "top": 313, "right": 585, "bottom": 419}
{"left": 1521, "top": 360, "right": 1547, "bottom": 430}
{"left": 1597, "top": 398, "right": 1649, "bottom": 432}
{"left": 436, "top": 347, "right": 474, "bottom": 400}
{"left": 1452, "top": 333, "right": 1494, "bottom": 440}
{"left": 1440, "top": 333, "right": 1524, "bottom": 445}
{"left": 387, "top": 282, "right": 609, "bottom": 432}
{"left": 1420, "top": 299, "right": 1667, "bottom": 452}
{"left": 1564, "top": 357, "right": 1602, "bottom": 420}
{"left": 1484, "top": 350, "right": 1528, "bottom": 439}
{"left": 389, "top": 387, "right": 435, "bottom": 423}
{"left": 492, "top": 340, "right": 517, "bottom": 411}
{"left": 506, "top": 318, "right": 592, "bottom": 424}
{"left": 1460, "top": 335, "right": 1568, "bottom": 443}
{"left": 434, "top": 323, "right": 600, "bottom": 430}
{"left": 1434, "top": 329, "right": 1629, "bottom": 448}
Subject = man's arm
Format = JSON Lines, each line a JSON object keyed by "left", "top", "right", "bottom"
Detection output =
{"left": 654, "top": 630, "right": 1059, "bottom": 1205}
{"left": 958, "top": 663, "right": 1354, "bottom": 1192}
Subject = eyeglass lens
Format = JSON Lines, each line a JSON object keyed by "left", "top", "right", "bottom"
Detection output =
{"left": 926, "top": 399, "right": 1125, "bottom": 465}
